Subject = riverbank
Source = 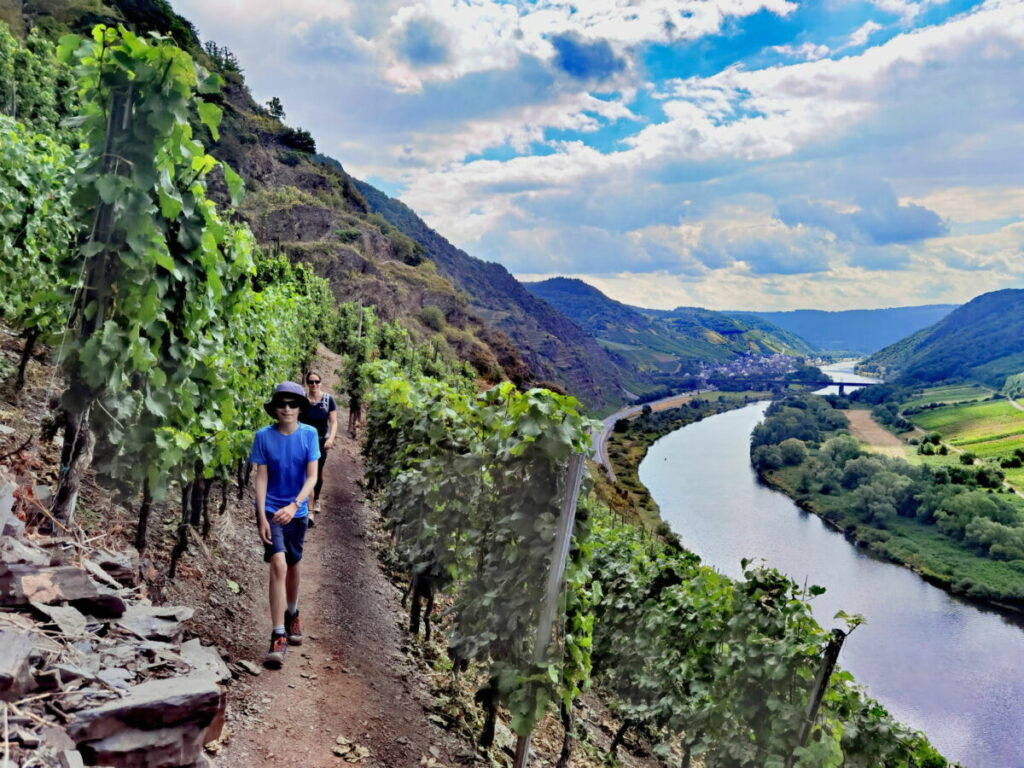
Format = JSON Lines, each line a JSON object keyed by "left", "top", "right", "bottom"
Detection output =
{"left": 752, "top": 395, "right": 1024, "bottom": 610}
{"left": 603, "top": 390, "right": 771, "bottom": 529}
{"left": 758, "top": 465, "right": 1024, "bottom": 612}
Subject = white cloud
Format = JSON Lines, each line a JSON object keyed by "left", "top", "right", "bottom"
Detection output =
{"left": 902, "top": 186, "right": 1024, "bottom": 221}
{"left": 380, "top": 1, "right": 524, "bottom": 91}
{"left": 769, "top": 41, "right": 832, "bottom": 60}
{"left": 866, "top": 0, "right": 949, "bottom": 23}
{"left": 846, "top": 20, "right": 884, "bottom": 48}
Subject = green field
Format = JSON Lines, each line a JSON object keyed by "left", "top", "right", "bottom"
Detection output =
{"left": 910, "top": 400, "right": 1024, "bottom": 443}
{"left": 902, "top": 384, "right": 991, "bottom": 409}
{"left": 902, "top": 397, "right": 1024, "bottom": 491}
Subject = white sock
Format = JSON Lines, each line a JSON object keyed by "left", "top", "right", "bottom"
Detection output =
{"left": 273, "top": 625, "right": 285, "bottom": 635}
{"left": 287, "top": 602, "right": 298, "bottom": 615}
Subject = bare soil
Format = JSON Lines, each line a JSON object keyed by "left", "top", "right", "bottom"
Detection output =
{"left": 844, "top": 409, "right": 907, "bottom": 458}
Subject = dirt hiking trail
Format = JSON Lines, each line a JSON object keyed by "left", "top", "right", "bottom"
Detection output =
{"left": 216, "top": 353, "right": 466, "bottom": 768}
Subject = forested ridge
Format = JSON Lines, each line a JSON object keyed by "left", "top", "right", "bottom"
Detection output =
{"left": 862, "top": 289, "right": 1024, "bottom": 386}
{"left": 524, "top": 278, "right": 815, "bottom": 384}
{"left": 0, "top": 9, "right": 955, "bottom": 767}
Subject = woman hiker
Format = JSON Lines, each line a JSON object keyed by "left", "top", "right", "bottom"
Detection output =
{"left": 250, "top": 381, "right": 320, "bottom": 668}
{"left": 299, "top": 371, "right": 337, "bottom": 527}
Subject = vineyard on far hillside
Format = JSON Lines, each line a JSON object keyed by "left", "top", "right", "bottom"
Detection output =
{"left": 0, "top": 23, "right": 953, "bottom": 768}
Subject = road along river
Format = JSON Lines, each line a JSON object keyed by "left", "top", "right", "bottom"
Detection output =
{"left": 638, "top": 364, "right": 1024, "bottom": 767}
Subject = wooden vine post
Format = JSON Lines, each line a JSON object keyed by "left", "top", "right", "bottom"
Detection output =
{"left": 51, "top": 85, "right": 133, "bottom": 525}
{"left": 786, "top": 627, "right": 848, "bottom": 768}
{"left": 512, "top": 452, "right": 587, "bottom": 768}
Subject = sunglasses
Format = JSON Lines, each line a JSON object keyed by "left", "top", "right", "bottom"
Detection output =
{"left": 277, "top": 400, "right": 302, "bottom": 409}
{"left": 306, "top": 379, "right": 321, "bottom": 385}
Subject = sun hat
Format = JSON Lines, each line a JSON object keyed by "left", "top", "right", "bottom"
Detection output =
{"left": 263, "top": 381, "right": 310, "bottom": 417}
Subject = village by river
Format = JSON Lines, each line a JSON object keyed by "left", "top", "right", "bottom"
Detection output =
{"left": 638, "top": 363, "right": 1024, "bottom": 767}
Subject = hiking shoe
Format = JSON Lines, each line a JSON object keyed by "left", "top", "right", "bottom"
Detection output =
{"left": 285, "top": 610, "right": 303, "bottom": 646}
{"left": 314, "top": 501, "right": 322, "bottom": 514}
{"left": 264, "top": 632, "right": 288, "bottom": 668}
{"left": 307, "top": 511, "right": 316, "bottom": 528}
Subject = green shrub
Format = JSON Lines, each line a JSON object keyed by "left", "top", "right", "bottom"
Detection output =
{"left": 279, "top": 126, "right": 316, "bottom": 153}
{"left": 335, "top": 228, "right": 361, "bottom": 244}
{"left": 420, "top": 305, "right": 446, "bottom": 332}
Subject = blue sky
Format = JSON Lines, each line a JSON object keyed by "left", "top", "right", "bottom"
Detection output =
{"left": 174, "top": 0, "right": 1024, "bottom": 310}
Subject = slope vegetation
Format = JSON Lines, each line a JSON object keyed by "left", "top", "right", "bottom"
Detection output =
{"left": 863, "top": 289, "right": 1024, "bottom": 386}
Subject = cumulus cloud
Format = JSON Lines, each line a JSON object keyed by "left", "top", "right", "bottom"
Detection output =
{"left": 172, "top": 0, "right": 1024, "bottom": 310}
{"left": 847, "top": 20, "right": 884, "bottom": 48}
{"left": 768, "top": 41, "right": 832, "bottom": 60}
{"left": 778, "top": 183, "right": 947, "bottom": 245}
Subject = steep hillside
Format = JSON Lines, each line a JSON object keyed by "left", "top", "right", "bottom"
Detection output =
{"left": 862, "top": 290, "right": 1024, "bottom": 386}
{"left": 731, "top": 305, "right": 957, "bottom": 354}
{"left": 2, "top": 0, "right": 547, "bottom": 394}
{"left": 353, "top": 182, "right": 643, "bottom": 408}
{"left": 525, "top": 278, "right": 815, "bottom": 377}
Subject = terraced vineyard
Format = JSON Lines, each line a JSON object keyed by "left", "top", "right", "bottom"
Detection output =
{"left": 904, "top": 390, "right": 1024, "bottom": 491}
{"left": 902, "top": 384, "right": 991, "bottom": 409}
{"left": 911, "top": 400, "right": 1024, "bottom": 444}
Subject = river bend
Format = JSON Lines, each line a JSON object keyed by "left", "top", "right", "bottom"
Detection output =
{"left": 638, "top": 365, "right": 1024, "bottom": 767}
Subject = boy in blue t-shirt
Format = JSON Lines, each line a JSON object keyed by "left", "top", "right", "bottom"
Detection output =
{"left": 250, "top": 381, "right": 320, "bottom": 668}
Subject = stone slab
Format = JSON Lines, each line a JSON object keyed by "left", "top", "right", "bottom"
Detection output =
{"left": 67, "top": 673, "right": 221, "bottom": 743}
{"left": 0, "top": 629, "right": 34, "bottom": 700}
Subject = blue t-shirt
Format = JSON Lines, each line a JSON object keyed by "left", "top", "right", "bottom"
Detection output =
{"left": 249, "top": 424, "right": 320, "bottom": 518}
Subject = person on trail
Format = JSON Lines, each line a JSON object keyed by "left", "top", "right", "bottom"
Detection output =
{"left": 250, "top": 381, "right": 319, "bottom": 669}
{"left": 299, "top": 371, "right": 337, "bottom": 527}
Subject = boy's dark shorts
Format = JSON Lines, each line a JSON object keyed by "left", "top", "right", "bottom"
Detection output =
{"left": 263, "top": 513, "right": 309, "bottom": 565}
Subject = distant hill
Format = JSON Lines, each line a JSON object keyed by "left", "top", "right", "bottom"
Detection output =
{"left": 352, "top": 185, "right": 647, "bottom": 410}
{"left": 524, "top": 278, "right": 815, "bottom": 379}
{"left": 729, "top": 305, "right": 957, "bottom": 354}
{"left": 862, "top": 290, "right": 1024, "bottom": 386}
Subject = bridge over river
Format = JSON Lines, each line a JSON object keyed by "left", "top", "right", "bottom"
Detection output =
{"left": 704, "top": 377, "right": 879, "bottom": 394}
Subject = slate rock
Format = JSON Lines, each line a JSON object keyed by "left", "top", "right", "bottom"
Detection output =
{"left": 0, "top": 563, "right": 96, "bottom": 607}
{"left": 0, "top": 538, "right": 52, "bottom": 567}
{"left": 0, "top": 473, "right": 24, "bottom": 539}
{"left": 96, "top": 667, "right": 134, "bottom": 690}
{"left": 80, "top": 557, "right": 123, "bottom": 589}
{"left": 38, "top": 724, "right": 77, "bottom": 753}
{"left": 0, "top": 629, "right": 34, "bottom": 701}
{"left": 179, "top": 639, "right": 232, "bottom": 683}
{"left": 74, "top": 589, "right": 127, "bottom": 619}
{"left": 80, "top": 724, "right": 208, "bottom": 768}
{"left": 94, "top": 547, "right": 140, "bottom": 586}
{"left": 67, "top": 673, "right": 221, "bottom": 743}
{"left": 31, "top": 601, "right": 89, "bottom": 636}
{"left": 115, "top": 605, "right": 188, "bottom": 642}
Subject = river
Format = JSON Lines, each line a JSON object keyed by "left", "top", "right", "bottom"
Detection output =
{"left": 638, "top": 362, "right": 1024, "bottom": 767}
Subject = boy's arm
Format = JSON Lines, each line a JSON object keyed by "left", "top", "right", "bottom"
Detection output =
{"left": 254, "top": 464, "right": 272, "bottom": 544}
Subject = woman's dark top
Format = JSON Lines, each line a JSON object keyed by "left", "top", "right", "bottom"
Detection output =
{"left": 300, "top": 393, "right": 337, "bottom": 440}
